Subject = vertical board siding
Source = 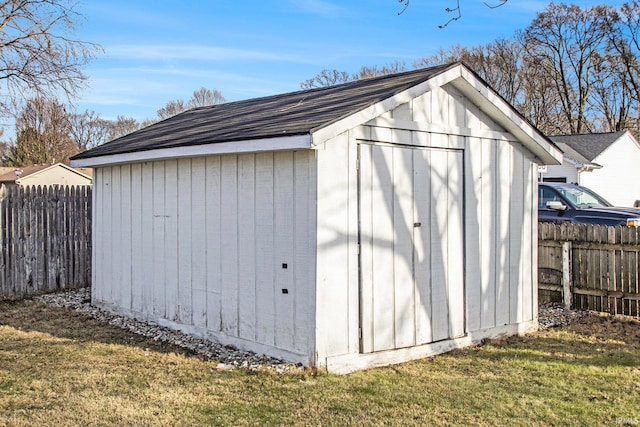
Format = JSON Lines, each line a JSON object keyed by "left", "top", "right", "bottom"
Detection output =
{"left": 495, "top": 142, "right": 512, "bottom": 326}
{"left": 464, "top": 136, "right": 482, "bottom": 332}
{"left": 393, "top": 146, "right": 415, "bottom": 349}
{"left": 92, "top": 151, "right": 315, "bottom": 356}
{"left": 316, "top": 84, "right": 538, "bottom": 364}
{"left": 152, "top": 162, "right": 166, "bottom": 319}
{"left": 130, "top": 164, "right": 143, "bottom": 313}
{"left": 358, "top": 142, "right": 465, "bottom": 353}
{"left": 111, "top": 166, "right": 123, "bottom": 309}
{"left": 220, "top": 156, "right": 239, "bottom": 335}
{"left": 140, "top": 164, "right": 154, "bottom": 315}
{"left": 119, "top": 165, "right": 133, "bottom": 310}
{"left": 274, "top": 151, "right": 295, "bottom": 350}
{"left": 429, "top": 148, "right": 451, "bottom": 343}
{"left": 190, "top": 157, "right": 208, "bottom": 329}
{"left": 446, "top": 141, "right": 465, "bottom": 338}
{"left": 315, "top": 132, "right": 355, "bottom": 357}
{"left": 413, "top": 148, "right": 433, "bottom": 345}
{"left": 293, "top": 151, "right": 314, "bottom": 354}
{"left": 92, "top": 169, "right": 103, "bottom": 303}
{"left": 254, "top": 152, "right": 276, "bottom": 346}
{"left": 177, "top": 159, "right": 194, "bottom": 325}
{"left": 509, "top": 147, "right": 525, "bottom": 324}
{"left": 164, "top": 160, "right": 179, "bottom": 322}
{"left": 0, "top": 185, "right": 92, "bottom": 299}
{"left": 480, "top": 139, "right": 497, "bottom": 329}
{"left": 204, "top": 156, "right": 221, "bottom": 330}
{"left": 237, "top": 154, "right": 256, "bottom": 340}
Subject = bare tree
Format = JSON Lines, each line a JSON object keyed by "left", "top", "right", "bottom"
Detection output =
{"left": 521, "top": 3, "right": 612, "bottom": 134}
{"left": 300, "top": 62, "right": 407, "bottom": 89}
{"left": 107, "top": 115, "right": 140, "bottom": 141}
{"left": 6, "top": 96, "right": 76, "bottom": 165}
{"left": 187, "top": 87, "right": 226, "bottom": 109}
{"left": 157, "top": 99, "right": 186, "bottom": 121}
{"left": 416, "top": 3, "right": 638, "bottom": 135}
{"left": 156, "top": 87, "right": 226, "bottom": 120}
{"left": 605, "top": 1, "right": 640, "bottom": 133}
{"left": 356, "top": 61, "right": 407, "bottom": 79}
{"left": 415, "top": 40, "right": 524, "bottom": 106}
{"left": 300, "top": 69, "right": 353, "bottom": 89}
{"left": 0, "top": 0, "right": 102, "bottom": 117}
{"left": 68, "top": 110, "right": 111, "bottom": 151}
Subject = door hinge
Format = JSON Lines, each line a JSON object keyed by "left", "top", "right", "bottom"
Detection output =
{"left": 356, "top": 158, "right": 360, "bottom": 171}
{"left": 358, "top": 327, "right": 362, "bottom": 339}
{"left": 356, "top": 243, "right": 360, "bottom": 255}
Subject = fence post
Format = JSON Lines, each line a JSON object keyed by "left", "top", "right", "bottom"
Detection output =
{"left": 562, "top": 241, "right": 572, "bottom": 310}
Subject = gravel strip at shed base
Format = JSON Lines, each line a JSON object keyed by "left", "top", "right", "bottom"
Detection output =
{"left": 35, "top": 288, "right": 587, "bottom": 372}
{"left": 35, "top": 288, "right": 302, "bottom": 374}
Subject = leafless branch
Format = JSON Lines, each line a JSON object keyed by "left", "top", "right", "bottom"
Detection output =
{"left": 397, "top": 0, "right": 409, "bottom": 15}
{"left": 0, "top": 0, "right": 103, "bottom": 118}
{"left": 398, "top": 0, "right": 509, "bottom": 28}
{"left": 439, "top": 0, "right": 462, "bottom": 29}
{"left": 484, "top": 0, "right": 508, "bottom": 9}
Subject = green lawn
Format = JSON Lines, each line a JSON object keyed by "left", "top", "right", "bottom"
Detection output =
{"left": 1, "top": 298, "right": 639, "bottom": 426}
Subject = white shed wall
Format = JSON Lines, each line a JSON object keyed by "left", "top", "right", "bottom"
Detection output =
{"left": 92, "top": 151, "right": 317, "bottom": 363}
{"left": 315, "top": 84, "right": 539, "bottom": 371}
{"left": 580, "top": 135, "right": 640, "bottom": 206}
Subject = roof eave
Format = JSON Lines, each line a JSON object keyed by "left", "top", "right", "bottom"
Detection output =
{"left": 70, "top": 134, "right": 313, "bottom": 168}
{"left": 309, "top": 63, "right": 563, "bottom": 166}
{"left": 451, "top": 67, "right": 563, "bottom": 165}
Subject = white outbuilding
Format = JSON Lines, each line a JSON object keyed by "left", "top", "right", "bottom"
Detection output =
{"left": 541, "top": 131, "right": 640, "bottom": 206}
{"left": 71, "top": 63, "right": 562, "bottom": 373}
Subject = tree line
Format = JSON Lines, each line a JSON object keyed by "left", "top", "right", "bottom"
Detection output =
{"left": 2, "top": 1, "right": 637, "bottom": 167}
{"left": 303, "top": 2, "right": 640, "bottom": 137}
{"left": 1, "top": 87, "right": 226, "bottom": 166}
{"left": 0, "top": 0, "right": 226, "bottom": 167}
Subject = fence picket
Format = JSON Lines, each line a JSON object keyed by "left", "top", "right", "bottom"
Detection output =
{"left": 539, "top": 222, "right": 640, "bottom": 317}
{"left": 0, "top": 184, "right": 91, "bottom": 299}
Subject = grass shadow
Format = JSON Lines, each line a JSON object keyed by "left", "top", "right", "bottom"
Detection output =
{"left": 0, "top": 298, "right": 196, "bottom": 358}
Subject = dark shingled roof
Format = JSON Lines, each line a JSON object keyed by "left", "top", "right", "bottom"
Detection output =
{"left": 72, "top": 63, "right": 457, "bottom": 160}
{"left": 549, "top": 131, "right": 626, "bottom": 162}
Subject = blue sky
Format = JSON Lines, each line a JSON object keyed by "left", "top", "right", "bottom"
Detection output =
{"left": 73, "top": 0, "right": 627, "bottom": 124}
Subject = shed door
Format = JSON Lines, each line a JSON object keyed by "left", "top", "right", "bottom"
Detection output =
{"left": 359, "top": 142, "right": 465, "bottom": 353}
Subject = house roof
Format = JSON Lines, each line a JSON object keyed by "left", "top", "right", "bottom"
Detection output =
{"left": 0, "top": 163, "right": 93, "bottom": 185}
{"left": 551, "top": 142, "right": 601, "bottom": 170}
{"left": 549, "top": 131, "right": 627, "bottom": 162}
{"left": 71, "top": 62, "right": 562, "bottom": 167}
{"left": 0, "top": 164, "right": 51, "bottom": 184}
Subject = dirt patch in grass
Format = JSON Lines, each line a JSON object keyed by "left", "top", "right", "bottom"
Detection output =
{"left": 565, "top": 311, "right": 640, "bottom": 344}
{"left": 1, "top": 298, "right": 639, "bottom": 426}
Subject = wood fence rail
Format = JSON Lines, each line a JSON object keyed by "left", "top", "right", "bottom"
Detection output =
{"left": 538, "top": 222, "right": 640, "bottom": 317}
{"left": 0, "top": 185, "right": 92, "bottom": 299}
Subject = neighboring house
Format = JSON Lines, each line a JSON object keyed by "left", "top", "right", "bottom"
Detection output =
{"left": 0, "top": 163, "right": 93, "bottom": 187}
{"left": 71, "top": 62, "right": 561, "bottom": 373}
{"left": 541, "top": 131, "right": 640, "bottom": 206}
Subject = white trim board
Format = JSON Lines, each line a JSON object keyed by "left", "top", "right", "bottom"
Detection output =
{"left": 325, "top": 320, "right": 538, "bottom": 374}
{"left": 71, "top": 135, "right": 313, "bottom": 167}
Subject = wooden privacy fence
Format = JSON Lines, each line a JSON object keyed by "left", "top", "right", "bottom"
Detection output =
{"left": 539, "top": 222, "right": 640, "bottom": 317}
{"left": 0, "top": 185, "right": 91, "bottom": 299}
